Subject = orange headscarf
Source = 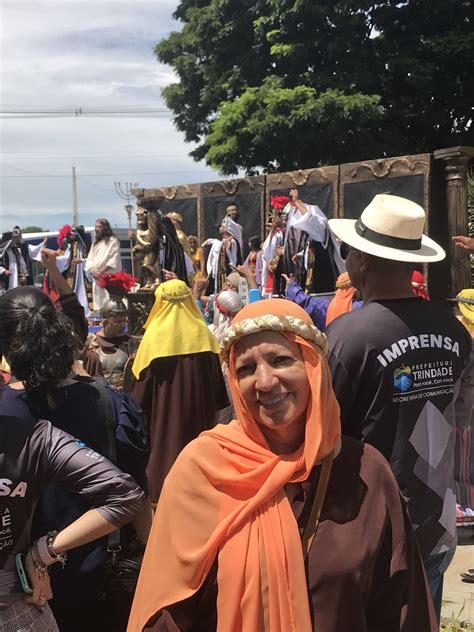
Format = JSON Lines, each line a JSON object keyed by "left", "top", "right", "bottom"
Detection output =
{"left": 325, "top": 272, "right": 357, "bottom": 327}
{"left": 127, "top": 299, "right": 341, "bottom": 632}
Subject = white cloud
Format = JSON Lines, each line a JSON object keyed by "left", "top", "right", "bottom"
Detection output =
{"left": 0, "top": 0, "right": 225, "bottom": 232}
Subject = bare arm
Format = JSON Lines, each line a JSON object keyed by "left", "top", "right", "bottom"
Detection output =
{"left": 193, "top": 276, "right": 209, "bottom": 300}
{"left": 452, "top": 235, "right": 474, "bottom": 254}
{"left": 289, "top": 188, "right": 308, "bottom": 216}
{"left": 41, "top": 248, "right": 72, "bottom": 297}
{"left": 199, "top": 248, "right": 206, "bottom": 274}
{"left": 235, "top": 264, "right": 257, "bottom": 290}
{"left": 24, "top": 422, "right": 145, "bottom": 607}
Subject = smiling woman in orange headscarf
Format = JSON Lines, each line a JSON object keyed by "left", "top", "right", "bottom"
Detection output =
{"left": 127, "top": 299, "right": 437, "bottom": 632}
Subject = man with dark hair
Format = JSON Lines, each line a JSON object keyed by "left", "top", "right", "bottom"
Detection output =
{"left": 85, "top": 218, "right": 121, "bottom": 311}
{"left": 0, "top": 226, "right": 45, "bottom": 291}
{"left": 326, "top": 194, "right": 472, "bottom": 622}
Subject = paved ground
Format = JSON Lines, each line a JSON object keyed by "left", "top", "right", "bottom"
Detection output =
{"left": 441, "top": 528, "right": 474, "bottom": 624}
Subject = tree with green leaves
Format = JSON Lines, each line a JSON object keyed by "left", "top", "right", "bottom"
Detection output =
{"left": 22, "top": 226, "right": 47, "bottom": 233}
{"left": 156, "top": 0, "right": 473, "bottom": 175}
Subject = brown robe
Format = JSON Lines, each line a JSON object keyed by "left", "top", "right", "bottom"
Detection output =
{"left": 143, "top": 437, "right": 437, "bottom": 631}
{"left": 130, "top": 352, "right": 229, "bottom": 503}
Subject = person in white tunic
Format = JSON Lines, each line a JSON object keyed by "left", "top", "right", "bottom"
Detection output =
{"left": 204, "top": 216, "right": 243, "bottom": 293}
{"left": 0, "top": 227, "right": 46, "bottom": 291}
{"left": 84, "top": 219, "right": 122, "bottom": 310}
{"left": 263, "top": 189, "right": 345, "bottom": 295}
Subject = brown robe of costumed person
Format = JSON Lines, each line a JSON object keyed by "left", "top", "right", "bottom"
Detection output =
{"left": 129, "top": 279, "right": 229, "bottom": 504}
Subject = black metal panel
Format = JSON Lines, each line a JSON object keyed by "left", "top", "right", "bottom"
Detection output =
{"left": 269, "top": 183, "right": 334, "bottom": 218}
{"left": 342, "top": 175, "right": 425, "bottom": 219}
{"left": 202, "top": 192, "right": 262, "bottom": 254}
{"left": 161, "top": 198, "right": 198, "bottom": 237}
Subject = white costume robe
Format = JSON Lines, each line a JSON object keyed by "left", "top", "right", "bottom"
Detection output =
{"left": 261, "top": 229, "right": 285, "bottom": 298}
{"left": 285, "top": 204, "right": 345, "bottom": 271}
{"left": 85, "top": 236, "right": 122, "bottom": 310}
{"left": 283, "top": 204, "right": 345, "bottom": 287}
{"left": 0, "top": 242, "right": 43, "bottom": 290}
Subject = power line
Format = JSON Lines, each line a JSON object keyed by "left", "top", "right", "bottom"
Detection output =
{"left": 0, "top": 163, "right": 54, "bottom": 177}
{"left": 0, "top": 154, "right": 185, "bottom": 160}
{"left": 0, "top": 106, "right": 170, "bottom": 112}
{"left": 0, "top": 106, "right": 172, "bottom": 119}
{"left": 0, "top": 114, "right": 172, "bottom": 119}
{"left": 0, "top": 170, "right": 218, "bottom": 178}
{"left": 76, "top": 176, "right": 116, "bottom": 193}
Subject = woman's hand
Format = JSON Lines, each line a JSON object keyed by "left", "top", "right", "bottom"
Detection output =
{"left": 41, "top": 248, "right": 59, "bottom": 271}
{"left": 289, "top": 188, "right": 299, "bottom": 202}
{"left": 162, "top": 268, "right": 177, "bottom": 280}
{"left": 24, "top": 550, "right": 53, "bottom": 609}
{"left": 234, "top": 265, "right": 257, "bottom": 290}
{"left": 193, "top": 276, "right": 209, "bottom": 299}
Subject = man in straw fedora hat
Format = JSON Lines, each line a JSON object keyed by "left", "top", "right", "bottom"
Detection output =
{"left": 325, "top": 193, "right": 472, "bottom": 622}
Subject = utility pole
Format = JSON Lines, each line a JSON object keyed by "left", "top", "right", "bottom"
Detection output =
{"left": 72, "top": 166, "right": 78, "bottom": 226}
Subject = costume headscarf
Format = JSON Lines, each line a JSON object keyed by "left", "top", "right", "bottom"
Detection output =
{"left": 131, "top": 279, "right": 220, "bottom": 378}
{"left": 127, "top": 298, "right": 341, "bottom": 632}
{"left": 222, "top": 216, "right": 242, "bottom": 248}
{"left": 411, "top": 270, "right": 429, "bottom": 300}
{"left": 226, "top": 271, "right": 240, "bottom": 290}
{"left": 457, "top": 289, "right": 474, "bottom": 337}
{"left": 325, "top": 272, "right": 357, "bottom": 327}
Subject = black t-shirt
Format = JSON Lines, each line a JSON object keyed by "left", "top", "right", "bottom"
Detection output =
{"left": 0, "top": 416, "right": 144, "bottom": 609}
{"left": 327, "top": 297, "right": 472, "bottom": 559}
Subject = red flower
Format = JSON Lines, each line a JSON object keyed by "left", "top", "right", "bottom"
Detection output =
{"left": 270, "top": 196, "right": 292, "bottom": 210}
{"left": 97, "top": 271, "right": 138, "bottom": 293}
{"left": 57, "top": 224, "right": 72, "bottom": 247}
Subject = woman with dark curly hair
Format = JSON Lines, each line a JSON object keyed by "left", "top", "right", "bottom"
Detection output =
{"left": 0, "top": 286, "right": 78, "bottom": 407}
{"left": 0, "top": 285, "right": 151, "bottom": 632}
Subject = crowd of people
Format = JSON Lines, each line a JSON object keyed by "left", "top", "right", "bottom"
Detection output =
{"left": 0, "top": 192, "right": 472, "bottom": 632}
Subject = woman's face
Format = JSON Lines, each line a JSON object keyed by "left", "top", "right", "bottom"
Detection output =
{"left": 234, "top": 331, "right": 310, "bottom": 449}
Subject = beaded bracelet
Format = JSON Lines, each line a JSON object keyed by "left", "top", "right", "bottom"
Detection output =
{"left": 35, "top": 531, "right": 67, "bottom": 569}
{"left": 30, "top": 546, "right": 49, "bottom": 580}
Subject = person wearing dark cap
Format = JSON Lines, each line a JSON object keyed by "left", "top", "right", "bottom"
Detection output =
{"left": 205, "top": 216, "right": 243, "bottom": 294}
{"left": 0, "top": 226, "right": 45, "bottom": 291}
{"left": 326, "top": 193, "right": 472, "bottom": 622}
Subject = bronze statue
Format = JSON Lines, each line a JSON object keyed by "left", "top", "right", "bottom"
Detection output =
{"left": 133, "top": 207, "right": 163, "bottom": 290}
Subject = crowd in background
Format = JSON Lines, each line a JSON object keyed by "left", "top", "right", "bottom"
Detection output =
{"left": 0, "top": 193, "right": 473, "bottom": 632}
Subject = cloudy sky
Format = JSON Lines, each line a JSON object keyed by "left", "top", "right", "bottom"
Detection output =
{"left": 0, "top": 0, "right": 225, "bottom": 233}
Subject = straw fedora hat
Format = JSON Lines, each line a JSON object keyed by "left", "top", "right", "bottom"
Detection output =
{"left": 328, "top": 194, "right": 445, "bottom": 263}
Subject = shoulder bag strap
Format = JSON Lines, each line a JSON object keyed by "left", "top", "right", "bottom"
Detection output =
{"left": 301, "top": 449, "right": 335, "bottom": 560}
{"left": 89, "top": 378, "right": 117, "bottom": 465}
{"left": 89, "top": 378, "right": 122, "bottom": 556}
